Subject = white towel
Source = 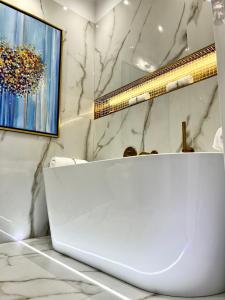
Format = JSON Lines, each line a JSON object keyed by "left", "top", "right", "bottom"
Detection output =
{"left": 74, "top": 159, "right": 88, "bottom": 165}
{"left": 213, "top": 127, "right": 224, "bottom": 152}
{"left": 49, "top": 157, "right": 87, "bottom": 168}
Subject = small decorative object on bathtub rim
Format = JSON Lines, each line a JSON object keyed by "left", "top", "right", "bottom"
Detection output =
{"left": 0, "top": 1, "right": 62, "bottom": 137}
{"left": 123, "top": 147, "right": 138, "bottom": 157}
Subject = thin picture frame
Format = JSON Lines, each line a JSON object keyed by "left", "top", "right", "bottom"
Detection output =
{"left": 0, "top": 0, "right": 63, "bottom": 138}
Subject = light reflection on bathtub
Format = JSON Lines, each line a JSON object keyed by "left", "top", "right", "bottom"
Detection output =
{"left": 54, "top": 239, "right": 189, "bottom": 276}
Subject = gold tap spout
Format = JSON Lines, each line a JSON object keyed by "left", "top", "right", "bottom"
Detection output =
{"left": 182, "top": 121, "right": 194, "bottom": 152}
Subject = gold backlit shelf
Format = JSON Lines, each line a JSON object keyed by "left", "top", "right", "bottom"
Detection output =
{"left": 94, "top": 43, "right": 217, "bottom": 119}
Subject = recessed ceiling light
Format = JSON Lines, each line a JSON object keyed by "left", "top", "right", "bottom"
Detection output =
{"left": 136, "top": 58, "right": 156, "bottom": 72}
{"left": 123, "top": 0, "right": 130, "bottom": 5}
{"left": 158, "top": 25, "right": 164, "bottom": 32}
{"left": 63, "top": 6, "right": 68, "bottom": 11}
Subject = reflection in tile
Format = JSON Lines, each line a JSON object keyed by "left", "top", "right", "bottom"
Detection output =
{"left": 0, "top": 236, "right": 224, "bottom": 300}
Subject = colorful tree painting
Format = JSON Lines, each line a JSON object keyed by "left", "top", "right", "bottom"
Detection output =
{"left": 0, "top": 42, "right": 45, "bottom": 127}
{"left": 0, "top": 2, "right": 61, "bottom": 136}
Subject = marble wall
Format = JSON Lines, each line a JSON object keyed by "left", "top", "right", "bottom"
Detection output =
{"left": 93, "top": 0, "right": 221, "bottom": 160}
{"left": 211, "top": 0, "right": 225, "bottom": 153}
{"left": 0, "top": 0, "right": 95, "bottom": 243}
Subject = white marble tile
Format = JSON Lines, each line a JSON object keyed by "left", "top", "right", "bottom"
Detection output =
{"left": 93, "top": 0, "right": 220, "bottom": 161}
{"left": 94, "top": 0, "right": 215, "bottom": 98}
{"left": 93, "top": 77, "right": 220, "bottom": 160}
{"left": 211, "top": 0, "right": 225, "bottom": 151}
{"left": 0, "top": 0, "right": 94, "bottom": 244}
{"left": 0, "top": 237, "right": 224, "bottom": 300}
{"left": 0, "top": 237, "right": 112, "bottom": 299}
{"left": 0, "top": 236, "right": 142, "bottom": 299}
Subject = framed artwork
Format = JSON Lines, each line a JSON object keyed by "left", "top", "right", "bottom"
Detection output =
{"left": 0, "top": 1, "right": 62, "bottom": 137}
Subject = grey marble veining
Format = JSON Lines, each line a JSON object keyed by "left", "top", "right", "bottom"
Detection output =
{"left": 75, "top": 21, "right": 93, "bottom": 116}
{"left": 94, "top": 0, "right": 214, "bottom": 98}
{"left": 0, "top": 236, "right": 224, "bottom": 300}
{"left": 93, "top": 109, "right": 130, "bottom": 159}
{"left": 192, "top": 84, "right": 218, "bottom": 151}
{"left": 211, "top": 0, "right": 225, "bottom": 155}
{"left": 0, "top": 236, "right": 150, "bottom": 299}
{"left": 93, "top": 0, "right": 220, "bottom": 161}
{"left": 93, "top": 77, "right": 220, "bottom": 160}
{"left": 0, "top": 0, "right": 95, "bottom": 244}
{"left": 29, "top": 138, "right": 52, "bottom": 238}
{"left": 140, "top": 101, "right": 154, "bottom": 153}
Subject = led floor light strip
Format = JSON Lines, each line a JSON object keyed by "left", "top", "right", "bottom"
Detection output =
{"left": 0, "top": 229, "right": 131, "bottom": 300}
{"left": 94, "top": 43, "right": 217, "bottom": 119}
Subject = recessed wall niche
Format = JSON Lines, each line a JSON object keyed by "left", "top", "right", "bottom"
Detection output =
{"left": 93, "top": 0, "right": 219, "bottom": 160}
{"left": 94, "top": 44, "right": 217, "bottom": 119}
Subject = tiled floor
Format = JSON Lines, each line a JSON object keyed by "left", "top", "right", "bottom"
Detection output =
{"left": 0, "top": 237, "right": 224, "bottom": 300}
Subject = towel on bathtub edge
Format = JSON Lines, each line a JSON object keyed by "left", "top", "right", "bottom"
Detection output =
{"left": 49, "top": 156, "right": 88, "bottom": 168}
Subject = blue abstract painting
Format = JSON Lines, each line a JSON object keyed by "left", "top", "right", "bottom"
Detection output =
{"left": 0, "top": 1, "right": 61, "bottom": 136}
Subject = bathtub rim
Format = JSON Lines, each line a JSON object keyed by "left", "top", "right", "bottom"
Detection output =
{"left": 44, "top": 152, "right": 224, "bottom": 170}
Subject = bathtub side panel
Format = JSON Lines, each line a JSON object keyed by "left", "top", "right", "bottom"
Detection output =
{"left": 43, "top": 154, "right": 225, "bottom": 296}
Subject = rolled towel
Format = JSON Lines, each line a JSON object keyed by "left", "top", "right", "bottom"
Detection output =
{"left": 74, "top": 159, "right": 88, "bottom": 165}
{"left": 49, "top": 157, "right": 88, "bottom": 168}
{"left": 177, "top": 75, "right": 194, "bottom": 87}
{"left": 166, "top": 81, "right": 178, "bottom": 92}
{"left": 213, "top": 127, "right": 224, "bottom": 152}
{"left": 49, "top": 157, "right": 75, "bottom": 168}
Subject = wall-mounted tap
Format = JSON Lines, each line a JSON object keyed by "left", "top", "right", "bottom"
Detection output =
{"left": 182, "top": 121, "right": 194, "bottom": 152}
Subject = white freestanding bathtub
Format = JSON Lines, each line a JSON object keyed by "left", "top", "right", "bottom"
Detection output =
{"left": 44, "top": 153, "right": 225, "bottom": 297}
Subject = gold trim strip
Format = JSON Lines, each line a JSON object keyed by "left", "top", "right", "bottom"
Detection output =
{"left": 94, "top": 43, "right": 217, "bottom": 119}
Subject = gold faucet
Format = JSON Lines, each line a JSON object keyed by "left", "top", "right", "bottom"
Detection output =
{"left": 123, "top": 147, "right": 137, "bottom": 157}
{"left": 182, "top": 121, "right": 194, "bottom": 152}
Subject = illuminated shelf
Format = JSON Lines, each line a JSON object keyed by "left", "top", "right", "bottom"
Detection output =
{"left": 94, "top": 43, "right": 217, "bottom": 119}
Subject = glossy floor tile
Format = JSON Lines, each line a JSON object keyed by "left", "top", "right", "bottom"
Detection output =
{"left": 0, "top": 236, "right": 224, "bottom": 300}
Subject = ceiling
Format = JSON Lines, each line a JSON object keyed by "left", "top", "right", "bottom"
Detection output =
{"left": 53, "top": 0, "right": 122, "bottom": 22}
